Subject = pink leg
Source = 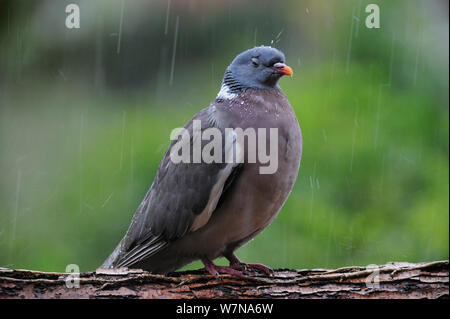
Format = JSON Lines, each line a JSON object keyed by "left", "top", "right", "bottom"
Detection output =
{"left": 201, "top": 258, "right": 246, "bottom": 278}
{"left": 226, "top": 253, "right": 274, "bottom": 276}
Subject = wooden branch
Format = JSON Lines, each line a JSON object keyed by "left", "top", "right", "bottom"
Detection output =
{"left": 0, "top": 261, "right": 448, "bottom": 299}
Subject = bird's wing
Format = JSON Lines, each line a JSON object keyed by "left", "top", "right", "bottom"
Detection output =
{"left": 110, "top": 106, "right": 242, "bottom": 268}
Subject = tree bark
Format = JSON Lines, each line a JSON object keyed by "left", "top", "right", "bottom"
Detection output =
{"left": 0, "top": 260, "right": 448, "bottom": 299}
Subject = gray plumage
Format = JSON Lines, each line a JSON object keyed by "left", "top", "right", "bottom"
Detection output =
{"left": 102, "top": 46, "right": 302, "bottom": 275}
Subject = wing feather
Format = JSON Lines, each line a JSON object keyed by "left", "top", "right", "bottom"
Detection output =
{"left": 103, "top": 103, "right": 241, "bottom": 268}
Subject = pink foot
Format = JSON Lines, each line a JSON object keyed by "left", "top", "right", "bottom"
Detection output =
{"left": 202, "top": 258, "right": 246, "bottom": 278}
{"left": 226, "top": 253, "right": 274, "bottom": 276}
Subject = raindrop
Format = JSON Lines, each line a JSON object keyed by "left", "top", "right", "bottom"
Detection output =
{"left": 350, "top": 99, "right": 359, "bottom": 172}
{"left": 101, "top": 193, "right": 114, "bottom": 208}
{"left": 117, "top": 0, "right": 125, "bottom": 55}
{"left": 346, "top": 5, "right": 357, "bottom": 73}
{"left": 274, "top": 29, "right": 284, "bottom": 44}
{"left": 353, "top": 0, "right": 362, "bottom": 38}
{"left": 58, "top": 69, "right": 67, "bottom": 81}
{"left": 79, "top": 112, "right": 84, "bottom": 215}
{"left": 164, "top": 0, "right": 172, "bottom": 35}
{"left": 120, "top": 110, "right": 126, "bottom": 170}
{"left": 325, "top": 210, "right": 335, "bottom": 267}
{"left": 169, "top": 16, "right": 180, "bottom": 86}
{"left": 130, "top": 135, "right": 135, "bottom": 181}
{"left": 309, "top": 163, "right": 317, "bottom": 222}
{"left": 322, "top": 129, "right": 328, "bottom": 142}
{"left": 9, "top": 169, "right": 21, "bottom": 259}
{"left": 413, "top": 28, "right": 423, "bottom": 86}
{"left": 374, "top": 32, "right": 395, "bottom": 149}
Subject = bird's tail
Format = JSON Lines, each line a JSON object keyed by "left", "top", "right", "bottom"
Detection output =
{"left": 101, "top": 234, "right": 169, "bottom": 270}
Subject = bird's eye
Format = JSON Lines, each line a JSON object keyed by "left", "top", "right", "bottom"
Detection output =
{"left": 269, "top": 59, "right": 283, "bottom": 67}
{"left": 251, "top": 58, "right": 259, "bottom": 67}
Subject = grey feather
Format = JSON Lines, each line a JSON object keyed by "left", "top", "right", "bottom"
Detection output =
{"left": 102, "top": 106, "right": 239, "bottom": 268}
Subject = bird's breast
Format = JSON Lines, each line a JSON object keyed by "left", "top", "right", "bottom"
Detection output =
{"left": 205, "top": 89, "right": 302, "bottom": 250}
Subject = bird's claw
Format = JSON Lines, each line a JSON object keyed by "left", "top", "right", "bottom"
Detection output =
{"left": 202, "top": 258, "right": 247, "bottom": 278}
{"left": 202, "top": 257, "right": 273, "bottom": 278}
{"left": 204, "top": 265, "right": 246, "bottom": 278}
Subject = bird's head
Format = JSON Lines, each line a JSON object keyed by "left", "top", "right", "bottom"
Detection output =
{"left": 225, "top": 46, "right": 293, "bottom": 91}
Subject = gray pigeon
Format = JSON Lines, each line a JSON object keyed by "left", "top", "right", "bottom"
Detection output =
{"left": 102, "top": 46, "right": 302, "bottom": 276}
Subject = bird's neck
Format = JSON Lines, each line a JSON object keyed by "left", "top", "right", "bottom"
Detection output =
{"left": 222, "top": 70, "right": 245, "bottom": 94}
{"left": 216, "top": 70, "right": 244, "bottom": 100}
{"left": 216, "top": 69, "right": 280, "bottom": 101}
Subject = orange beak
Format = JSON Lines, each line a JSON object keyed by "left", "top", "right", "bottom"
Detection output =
{"left": 274, "top": 63, "right": 293, "bottom": 76}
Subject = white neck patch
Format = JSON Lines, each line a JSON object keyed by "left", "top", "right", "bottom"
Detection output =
{"left": 216, "top": 83, "right": 237, "bottom": 100}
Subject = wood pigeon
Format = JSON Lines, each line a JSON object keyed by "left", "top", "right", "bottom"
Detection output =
{"left": 102, "top": 46, "right": 302, "bottom": 276}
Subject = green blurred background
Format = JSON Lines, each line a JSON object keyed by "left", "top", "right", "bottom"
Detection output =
{"left": 0, "top": 0, "right": 448, "bottom": 273}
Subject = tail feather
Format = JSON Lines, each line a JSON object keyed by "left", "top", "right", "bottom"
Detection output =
{"left": 101, "top": 234, "right": 168, "bottom": 269}
{"left": 116, "top": 236, "right": 168, "bottom": 267}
